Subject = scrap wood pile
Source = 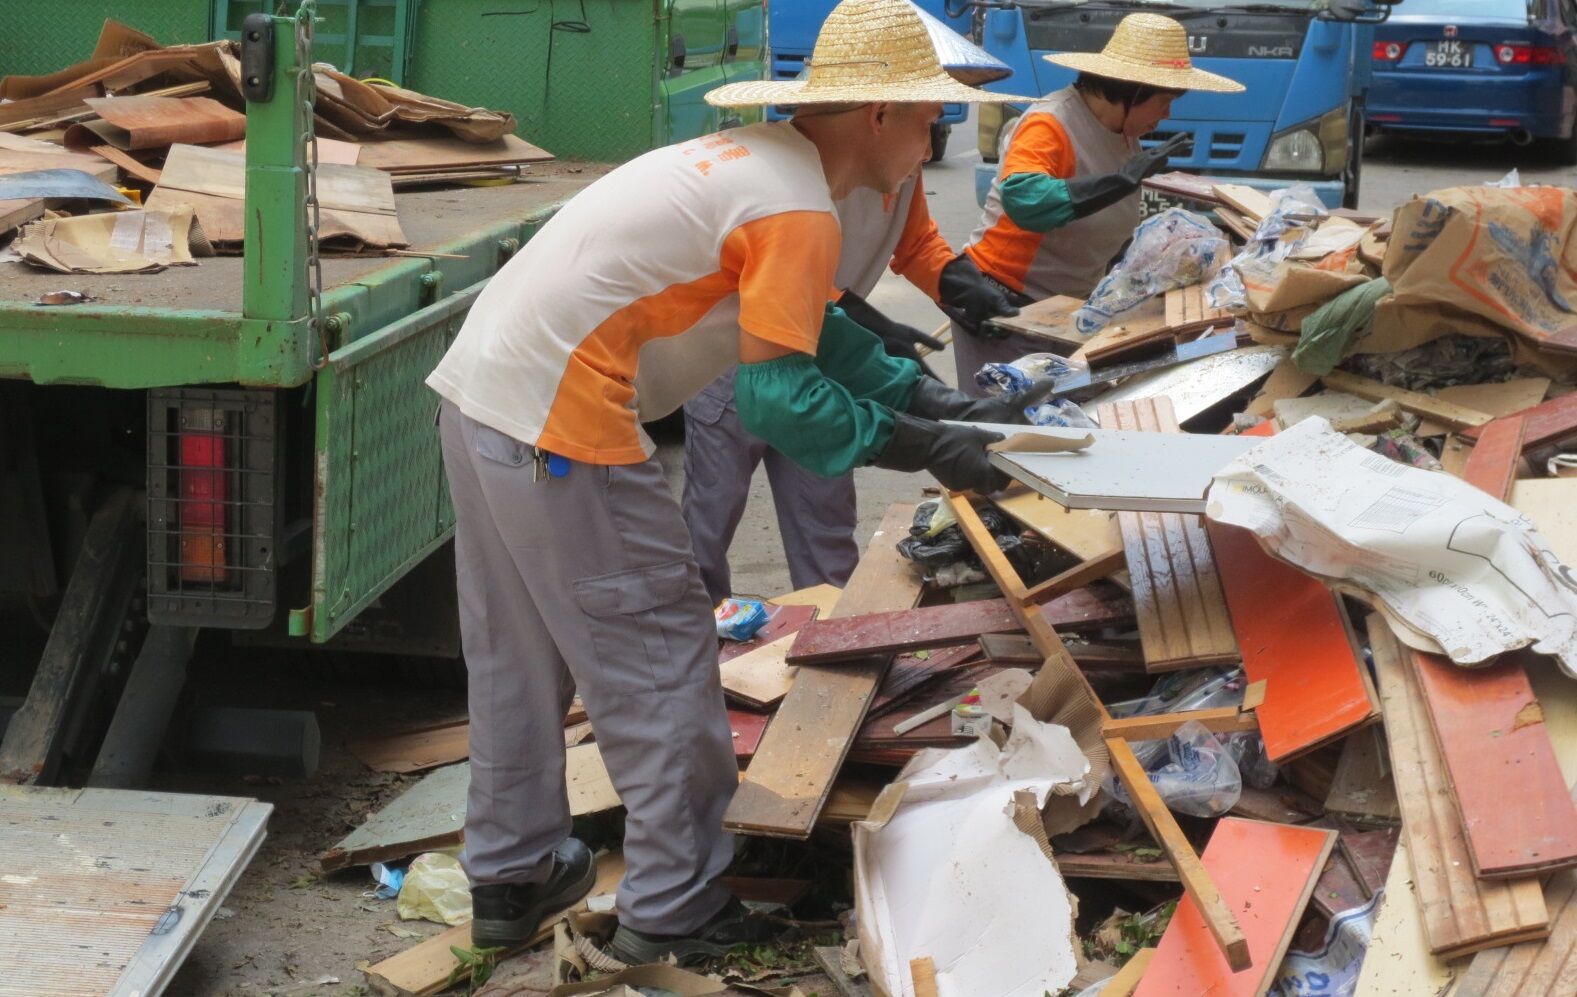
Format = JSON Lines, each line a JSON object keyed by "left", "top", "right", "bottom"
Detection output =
{"left": 0, "top": 19, "right": 552, "bottom": 274}
{"left": 310, "top": 173, "right": 1577, "bottom": 996}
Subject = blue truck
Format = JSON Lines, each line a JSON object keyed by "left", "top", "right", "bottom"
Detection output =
{"left": 969, "top": 0, "right": 1400, "bottom": 212}
{"left": 768, "top": 0, "right": 974, "bottom": 158}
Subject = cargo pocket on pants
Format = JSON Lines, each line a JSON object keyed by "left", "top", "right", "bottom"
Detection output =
{"left": 571, "top": 558, "right": 700, "bottom": 693}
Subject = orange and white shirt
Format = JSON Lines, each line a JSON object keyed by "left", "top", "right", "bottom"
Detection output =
{"left": 835, "top": 173, "right": 954, "bottom": 301}
{"left": 965, "top": 86, "right": 1137, "bottom": 300}
{"left": 426, "top": 122, "right": 840, "bottom": 465}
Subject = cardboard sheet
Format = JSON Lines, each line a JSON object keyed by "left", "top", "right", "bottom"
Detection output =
{"left": 853, "top": 705, "right": 1085, "bottom": 997}
{"left": 14, "top": 206, "right": 207, "bottom": 274}
{"left": 1208, "top": 418, "right": 1577, "bottom": 674}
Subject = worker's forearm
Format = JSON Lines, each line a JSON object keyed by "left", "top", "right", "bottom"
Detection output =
{"left": 735, "top": 355, "right": 896, "bottom": 478}
{"left": 815, "top": 305, "right": 922, "bottom": 409}
{"left": 999, "top": 172, "right": 1078, "bottom": 232}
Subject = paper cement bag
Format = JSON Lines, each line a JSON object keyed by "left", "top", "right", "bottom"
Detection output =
{"left": 1368, "top": 186, "right": 1577, "bottom": 357}
{"left": 1206, "top": 418, "right": 1577, "bottom": 674}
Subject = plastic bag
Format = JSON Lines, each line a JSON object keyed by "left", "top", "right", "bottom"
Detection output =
{"left": 397, "top": 852, "right": 472, "bottom": 926}
{"left": 1075, "top": 208, "right": 1229, "bottom": 334}
{"left": 1110, "top": 668, "right": 1276, "bottom": 789}
{"left": 715, "top": 597, "right": 769, "bottom": 641}
{"left": 1108, "top": 720, "right": 1242, "bottom": 818}
{"left": 973, "top": 352, "right": 1083, "bottom": 396}
{"left": 1207, "top": 184, "right": 1329, "bottom": 312}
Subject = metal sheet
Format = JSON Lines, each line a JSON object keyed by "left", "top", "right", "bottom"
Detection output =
{"left": 0, "top": 786, "right": 270, "bottom": 997}
{"left": 0, "top": 167, "right": 131, "bottom": 204}
{"left": 1087, "top": 345, "right": 1288, "bottom": 425}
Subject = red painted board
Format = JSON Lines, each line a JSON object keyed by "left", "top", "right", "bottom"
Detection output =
{"left": 718, "top": 604, "right": 818, "bottom": 664}
{"left": 1462, "top": 415, "right": 1528, "bottom": 502}
{"left": 866, "top": 644, "right": 983, "bottom": 719}
{"left": 1240, "top": 420, "right": 1278, "bottom": 438}
{"left": 1207, "top": 519, "right": 1378, "bottom": 763}
{"left": 1408, "top": 650, "right": 1577, "bottom": 878}
{"left": 1462, "top": 392, "right": 1577, "bottom": 448}
{"left": 728, "top": 709, "right": 769, "bottom": 760}
{"left": 785, "top": 589, "right": 1132, "bottom": 665}
{"left": 1135, "top": 818, "right": 1337, "bottom": 997}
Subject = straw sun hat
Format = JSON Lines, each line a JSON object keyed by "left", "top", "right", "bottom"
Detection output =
{"left": 706, "top": 0, "right": 1029, "bottom": 107}
{"left": 1046, "top": 13, "right": 1244, "bottom": 94}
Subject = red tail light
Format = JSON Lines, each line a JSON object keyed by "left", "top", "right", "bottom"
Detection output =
{"left": 179, "top": 429, "right": 229, "bottom": 583}
{"left": 1496, "top": 44, "right": 1563, "bottom": 65}
{"left": 1373, "top": 41, "right": 1407, "bottom": 62}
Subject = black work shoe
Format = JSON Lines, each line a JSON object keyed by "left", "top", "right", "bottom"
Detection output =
{"left": 470, "top": 837, "right": 597, "bottom": 949}
{"left": 603, "top": 897, "right": 787, "bottom": 966}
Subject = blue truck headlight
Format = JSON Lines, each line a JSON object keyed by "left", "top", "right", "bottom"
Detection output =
{"left": 1263, "top": 107, "right": 1350, "bottom": 175}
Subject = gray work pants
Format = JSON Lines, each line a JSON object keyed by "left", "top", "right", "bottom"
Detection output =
{"left": 950, "top": 321, "right": 1056, "bottom": 399}
{"left": 439, "top": 400, "right": 738, "bottom": 934}
{"left": 680, "top": 375, "right": 858, "bottom": 606}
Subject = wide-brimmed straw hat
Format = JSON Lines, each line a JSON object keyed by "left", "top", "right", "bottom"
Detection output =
{"left": 706, "top": 0, "right": 1030, "bottom": 107}
{"left": 1044, "top": 13, "right": 1244, "bottom": 94}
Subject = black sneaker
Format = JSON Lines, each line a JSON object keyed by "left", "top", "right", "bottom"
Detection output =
{"left": 603, "top": 897, "right": 787, "bottom": 966}
{"left": 470, "top": 837, "right": 597, "bottom": 949}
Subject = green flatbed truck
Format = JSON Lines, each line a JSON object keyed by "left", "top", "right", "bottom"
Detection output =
{"left": 0, "top": 0, "right": 762, "bottom": 787}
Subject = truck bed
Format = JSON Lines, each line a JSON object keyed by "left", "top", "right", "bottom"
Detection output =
{"left": 0, "top": 164, "right": 603, "bottom": 313}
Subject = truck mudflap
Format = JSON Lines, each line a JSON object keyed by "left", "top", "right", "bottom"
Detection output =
{"left": 295, "top": 280, "right": 478, "bottom": 643}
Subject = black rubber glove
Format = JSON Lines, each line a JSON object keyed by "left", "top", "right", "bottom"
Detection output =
{"left": 938, "top": 254, "right": 1020, "bottom": 340}
{"left": 872, "top": 412, "right": 1010, "bottom": 494}
{"left": 906, "top": 376, "right": 1059, "bottom": 425}
{"left": 836, "top": 291, "right": 946, "bottom": 363}
{"left": 1065, "top": 133, "right": 1193, "bottom": 220}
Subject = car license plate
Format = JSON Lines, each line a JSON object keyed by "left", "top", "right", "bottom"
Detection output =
{"left": 1426, "top": 39, "right": 1472, "bottom": 68}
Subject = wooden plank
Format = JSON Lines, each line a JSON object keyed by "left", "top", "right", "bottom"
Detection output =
{"left": 1321, "top": 370, "right": 1493, "bottom": 430}
{"left": 1369, "top": 619, "right": 1549, "bottom": 957}
{"left": 347, "top": 719, "right": 468, "bottom": 774}
{"left": 1462, "top": 415, "right": 1528, "bottom": 501}
{"left": 1055, "top": 851, "right": 1180, "bottom": 882}
{"left": 1407, "top": 649, "right": 1577, "bottom": 879}
{"left": 1354, "top": 836, "right": 1458, "bottom": 996}
{"left": 1110, "top": 739, "right": 1252, "bottom": 972}
{"left": 1310, "top": 847, "right": 1370, "bottom": 920}
{"left": 1023, "top": 546, "right": 1126, "bottom": 606}
{"left": 910, "top": 956, "right": 939, "bottom": 997}
{"left": 786, "top": 589, "right": 1130, "bottom": 665}
{"left": 364, "top": 852, "right": 625, "bottom": 996}
{"left": 1106, "top": 949, "right": 1158, "bottom": 997}
{"left": 985, "top": 294, "right": 1092, "bottom": 352}
{"left": 1461, "top": 391, "right": 1577, "bottom": 448}
{"left": 1341, "top": 826, "right": 1401, "bottom": 899}
{"left": 1134, "top": 818, "right": 1336, "bottom": 996}
{"left": 1213, "top": 183, "right": 1276, "bottom": 222}
{"left": 1416, "top": 378, "right": 1550, "bottom": 436}
{"left": 0, "top": 787, "right": 269, "bottom": 996}
{"left": 724, "top": 505, "right": 923, "bottom": 838}
{"left": 1456, "top": 814, "right": 1577, "bottom": 996}
{"left": 1511, "top": 477, "right": 1577, "bottom": 567}
{"left": 1208, "top": 518, "right": 1378, "bottom": 762}
{"left": 950, "top": 490, "right": 1247, "bottom": 970}
{"left": 1099, "top": 399, "right": 1237, "bottom": 672}
{"left": 1102, "top": 707, "right": 1260, "bottom": 741}
{"left": 718, "top": 631, "right": 801, "bottom": 710}
{"left": 1324, "top": 726, "right": 1401, "bottom": 821}
{"left": 991, "top": 488, "right": 1124, "bottom": 565}
{"left": 320, "top": 746, "right": 620, "bottom": 872}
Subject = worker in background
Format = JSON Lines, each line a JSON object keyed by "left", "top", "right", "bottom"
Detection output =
{"left": 425, "top": 0, "right": 1043, "bottom": 968}
{"left": 682, "top": 13, "right": 1021, "bottom": 607}
{"left": 953, "top": 13, "right": 1244, "bottom": 395}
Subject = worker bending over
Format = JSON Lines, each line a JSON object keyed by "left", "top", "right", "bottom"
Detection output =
{"left": 426, "top": 0, "right": 1042, "bottom": 968}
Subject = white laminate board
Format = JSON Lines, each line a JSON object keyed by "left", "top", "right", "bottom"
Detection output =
{"left": 958, "top": 422, "right": 1260, "bottom": 513}
{"left": 1087, "top": 345, "right": 1288, "bottom": 425}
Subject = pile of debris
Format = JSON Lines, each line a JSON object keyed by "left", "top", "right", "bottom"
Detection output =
{"left": 0, "top": 19, "right": 552, "bottom": 272}
{"left": 305, "top": 181, "right": 1577, "bottom": 995}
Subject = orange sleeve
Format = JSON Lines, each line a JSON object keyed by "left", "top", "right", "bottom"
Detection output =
{"left": 887, "top": 182, "right": 954, "bottom": 302}
{"left": 722, "top": 210, "right": 842, "bottom": 355}
{"left": 1000, "top": 112, "right": 1078, "bottom": 181}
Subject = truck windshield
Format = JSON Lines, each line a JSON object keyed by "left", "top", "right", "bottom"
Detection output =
{"left": 1389, "top": 0, "right": 1529, "bottom": 15}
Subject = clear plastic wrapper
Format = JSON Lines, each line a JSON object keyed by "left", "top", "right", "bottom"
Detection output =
{"left": 1075, "top": 208, "right": 1229, "bottom": 334}
{"left": 1107, "top": 720, "right": 1242, "bottom": 818}
{"left": 1207, "top": 183, "right": 1329, "bottom": 311}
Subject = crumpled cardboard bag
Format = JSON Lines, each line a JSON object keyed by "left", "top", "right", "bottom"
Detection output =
{"left": 1363, "top": 186, "right": 1577, "bottom": 370}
